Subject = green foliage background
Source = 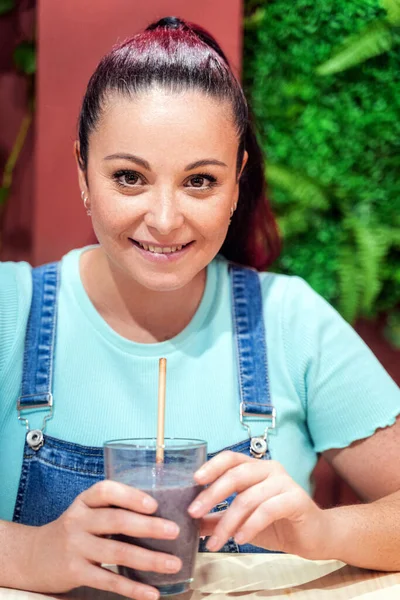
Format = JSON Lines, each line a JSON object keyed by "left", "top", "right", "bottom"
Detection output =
{"left": 243, "top": 0, "right": 400, "bottom": 328}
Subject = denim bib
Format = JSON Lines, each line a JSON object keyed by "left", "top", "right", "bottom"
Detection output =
{"left": 13, "top": 261, "right": 276, "bottom": 553}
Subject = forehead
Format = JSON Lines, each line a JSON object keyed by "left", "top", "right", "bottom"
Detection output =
{"left": 90, "top": 88, "right": 238, "bottom": 162}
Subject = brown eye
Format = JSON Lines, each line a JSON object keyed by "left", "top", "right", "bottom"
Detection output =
{"left": 113, "top": 170, "right": 144, "bottom": 188}
{"left": 190, "top": 176, "right": 206, "bottom": 188}
{"left": 122, "top": 173, "right": 139, "bottom": 185}
{"left": 185, "top": 173, "right": 217, "bottom": 190}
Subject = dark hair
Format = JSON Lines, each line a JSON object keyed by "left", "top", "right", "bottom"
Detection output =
{"left": 78, "top": 16, "right": 281, "bottom": 269}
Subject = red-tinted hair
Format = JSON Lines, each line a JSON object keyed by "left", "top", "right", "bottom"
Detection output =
{"left": 78, "top": 16, "right": 281, "bottom": 270}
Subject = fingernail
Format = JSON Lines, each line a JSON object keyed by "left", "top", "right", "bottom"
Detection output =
{"left": 164, "top": 522, "right": 180, "bottom": 537}
{"left": 166, "top": 559, "right": 181, "bottom": 572}
{"left": 235, "top": 531, "right": 246, "bottom": 544}
{"left": 206, "top": 535, "right": 219, "bottom": 551}
{"left": 188, "top": 501, "right": 203, "bottom": 516}
{"left": 145, "top": 591, "right": 159, "bottom": 600}
{"left": 142, "top": 496, "right": 157, "bottom": 511}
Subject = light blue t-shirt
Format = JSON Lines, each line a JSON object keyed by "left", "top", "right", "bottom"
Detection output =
{"left": 0, "top": 246, "right": 399, "bottom": 521}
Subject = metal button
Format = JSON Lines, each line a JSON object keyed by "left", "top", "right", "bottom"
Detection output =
{"left": 26, "top": 429, "right": 44, "bottom": 451}
{"left": 250, "top": 436, "right": 267, "bottom": 458}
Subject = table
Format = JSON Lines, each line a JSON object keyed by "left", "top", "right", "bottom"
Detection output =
{"left": 1, "top": 553, "right": 400, "bottom": 599}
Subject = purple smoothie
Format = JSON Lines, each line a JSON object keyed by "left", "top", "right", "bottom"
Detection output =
{"left": 115, "top": 475, "right": 202, "bottom": 593}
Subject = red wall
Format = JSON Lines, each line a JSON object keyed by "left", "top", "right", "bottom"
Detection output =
{"left": 33, "top": 0, "right": 242, "bottom": 266}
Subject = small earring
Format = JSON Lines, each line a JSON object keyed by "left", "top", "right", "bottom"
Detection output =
{"left": 81, "top": 190, "right": 91, "bottom": 216}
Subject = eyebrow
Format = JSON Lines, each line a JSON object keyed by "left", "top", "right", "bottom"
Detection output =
{"left": 184, "top": 159, "right": 228, "bottom": 171}
{"left": 103, "top": 153, "right": 228, "bottom": 171}
{"left": 104, "top": 153, "right": 151, "bottom": 170}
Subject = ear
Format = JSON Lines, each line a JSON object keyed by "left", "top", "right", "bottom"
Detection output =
{"left": 74, "top": 140, "right": 88, "bottom": 195}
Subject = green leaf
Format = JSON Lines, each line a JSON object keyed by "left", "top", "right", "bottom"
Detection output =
{"left": 352, "top": 224, "right": 388, "bottom": 314}
{"left": 13, "top": 41, "right": 36, "bottom": 75}
{"left": 244, "top": 7, "right": 266, "bottom": 30}
{"left": 0, "top": 0, "right": 15, "bottom": 15}
{"left": 381, "top": 0, "right": 400, "bottom": 26}
{"left": 277, "top": 209, "right": 313, "bottom": 237}
{"left": 316, "top": 20, "right": 394, "bottom": 75}
{"left": 0, "top": 187, "right": 10, "bottom": 206}
{"left": 337, "top": 245, "right": 361, "bottom": 323}
{"left": 267, "top": 164, "right": 330, "bottom": 210}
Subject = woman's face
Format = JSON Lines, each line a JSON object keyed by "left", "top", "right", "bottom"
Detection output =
{"left": 77, "top": 88, "right": 247, "bottom": 292}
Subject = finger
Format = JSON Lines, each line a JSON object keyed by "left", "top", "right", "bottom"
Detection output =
{"left": 86, "top": 508, "right": 180, "bottom": 539}
{"left": 189, "top": 460, "right": 278, "bottom": 518}
{"left": 80, "top": 480, "right": 158, "bottom": 514}
{"left": 205, "top": 476, "right": 288, "bottom": 551}
{"left": 86, "top": 564, "right": 160, "bottom": 600}
{"left": 194, "top": 451, "right": 252, "bottom": 485}
{"left": 199, "top": 513, "right": 224, "bottom": 537}
{"left": 235, "top": 490, "right": 305, "bottom": 545}
{"left": 85, "top": 534, "right": 182, "bottom": 575}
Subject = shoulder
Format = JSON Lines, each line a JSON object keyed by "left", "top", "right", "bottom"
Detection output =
{"left": 0, "top": 261, "right": 33, "bottom": 382}
{"left": 258, "top": 271, "right": 347, "bottom": 341}
{"left": 214, "top": 258, "right": 345, "bottom": 326}
{"left": 214, "top": 257, "right": 323, "bottom": 319}
{"left": 257, "top": 269, "right": 360, "bottom": 365}
{"left": 258, "top": 271, "right": 329, "bottom": 314}
{"left": 0, "top": 260, "right": 33, "bottom": 310}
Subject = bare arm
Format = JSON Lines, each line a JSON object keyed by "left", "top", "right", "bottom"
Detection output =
{"left": 322, "top": 489, "right": 400, "bottom": 570}
{"left": 0, "top": 521, "right": 39, "bottom": 589}
{"left": 321, "top": 415, "right": 400, "bottom": 570}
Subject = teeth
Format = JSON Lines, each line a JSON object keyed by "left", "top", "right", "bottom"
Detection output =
{"left": 137, "top": 241, "right": 187, "bottom": 254}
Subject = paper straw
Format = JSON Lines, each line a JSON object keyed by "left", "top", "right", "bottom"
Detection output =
{"left": 156, "top": 358, "right": 167, "bottom": 463}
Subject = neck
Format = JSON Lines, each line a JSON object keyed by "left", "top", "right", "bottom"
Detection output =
{"left": 80, "top": 247, "right": 207, "bottom": 343}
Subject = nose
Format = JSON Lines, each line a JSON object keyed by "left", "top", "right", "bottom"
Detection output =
{"left": 144, "top": 188, "right": 184, "bottom": 235}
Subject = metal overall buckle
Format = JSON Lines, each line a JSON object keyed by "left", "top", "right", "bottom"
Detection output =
{"left": 17, "top": 393, "right": 53, "bottom": 451}
{"left": 240, "top": 402, "right": 276, "bottom": 459}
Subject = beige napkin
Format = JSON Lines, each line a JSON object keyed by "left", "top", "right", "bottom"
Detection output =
{"left": 191, "top": 553, "right": 345, "bottom": 593}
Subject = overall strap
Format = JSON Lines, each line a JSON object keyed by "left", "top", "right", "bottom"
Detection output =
{"left": 230, "top": 264, "right": 276, "bottom": 457}
{"left": 17, "top": 262, "right": 60, "bottom": 449}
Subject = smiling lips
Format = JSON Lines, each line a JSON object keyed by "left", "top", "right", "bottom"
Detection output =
{"left": 130, "top": 238, "right": 193, "bottom": 255}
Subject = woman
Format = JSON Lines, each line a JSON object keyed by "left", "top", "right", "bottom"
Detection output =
{"left": 0, "top": 16, "right": 399, "bottom": 600}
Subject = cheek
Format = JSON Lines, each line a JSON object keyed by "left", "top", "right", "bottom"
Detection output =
{"left": 195, "top": 192, "right": 232, "bottom": 234}
{"left": 91, "top": 189, "right": 138, "bottom": 234}
{"left": 202, "top": 205, "right": 229, "bottom": 234}
{"left": 88, "top": 170, "right": 134, "bottom": 223}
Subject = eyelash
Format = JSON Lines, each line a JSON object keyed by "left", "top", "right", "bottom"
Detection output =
{"left": 112, "top": 169, "right": 218, "bottom": 190}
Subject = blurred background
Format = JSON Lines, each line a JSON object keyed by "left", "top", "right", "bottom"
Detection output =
{"left": 1, "top": 0, "right": 399, "bottom": 506}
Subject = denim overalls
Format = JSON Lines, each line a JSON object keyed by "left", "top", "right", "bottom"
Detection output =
{"left": 13, "top": 261, "right": 276, "bottom": 554}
